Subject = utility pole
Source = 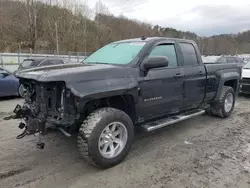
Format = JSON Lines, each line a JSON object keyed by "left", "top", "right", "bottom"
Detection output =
{"left": 18, "top": 43, "right": 21, "bottom": 54}
{"left": 18, "top": 43, "right": 21, "bottom": 64}
{"left": 96, "top": 0, "right": 101, "bottom": 50}
{"left": 84, "top": 0, "right": 88, "bottom": 55}
{"left": 55, "top": 22, "right": 59, "bottom": 56}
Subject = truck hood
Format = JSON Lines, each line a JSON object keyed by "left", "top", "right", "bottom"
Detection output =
{"left": 15, "top": 63, "right": 85, "bottom": 75}
{"left": 15, "top": 63, "right": 130, "bottom": 82}
{"left": 16, "top": 63, "right": 139, "bottom": 98}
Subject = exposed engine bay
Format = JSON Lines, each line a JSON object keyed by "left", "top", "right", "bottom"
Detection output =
{"left": 5, "top": 79, "right": 78, "bottom": 149}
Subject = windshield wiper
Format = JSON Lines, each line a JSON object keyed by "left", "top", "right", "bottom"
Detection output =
{"left": 86, "top": 62, "right": 110, "bottom": 64}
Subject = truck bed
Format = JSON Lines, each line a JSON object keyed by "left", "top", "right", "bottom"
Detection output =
{"left": 204, "top": 62, "right": 241, "bottom": 102}
{"left": 205, "top": 62, "right": 241, "bottom": 72}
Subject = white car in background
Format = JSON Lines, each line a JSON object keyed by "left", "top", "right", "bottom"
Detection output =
{"left": 239, "top": 62, "right": 250, "bottom": 94}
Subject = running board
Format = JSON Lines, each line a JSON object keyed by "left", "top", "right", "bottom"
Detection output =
{"left": 142, "top": 110, "right": 205, "bottom": 132}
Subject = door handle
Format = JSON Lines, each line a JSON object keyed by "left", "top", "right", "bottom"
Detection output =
{"left": 173, "top": 73, "right": 183, "bottom": 78}
{"left": 198, "top": 71, "right": 203, "bottom": 75}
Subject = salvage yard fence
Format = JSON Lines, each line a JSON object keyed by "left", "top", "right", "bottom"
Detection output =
{"left": 0, "top": 51, "right": 90, "bottom": 72}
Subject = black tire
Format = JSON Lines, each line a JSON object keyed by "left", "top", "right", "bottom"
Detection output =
{"left": 211, "top": 86, "right": 236, "bottom": 118}
{"left": 77, "top": 107, "right": 134, "bottom": 169}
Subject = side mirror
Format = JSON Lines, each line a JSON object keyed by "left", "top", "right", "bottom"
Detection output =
{"left": 143, "top": 56, "right": 169, "bottom": 70}
{"left": 0, "top": 72, "right": 9, "bottom": 77}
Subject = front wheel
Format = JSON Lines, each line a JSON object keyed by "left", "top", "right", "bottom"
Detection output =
{"left": 77, "top": 107, "right": 134, "bottom": 168}
{"left": 18, "top": 84, "right": 26, "bottom": 98}
{"left": 211, "top": 86, "right": 236, "bottom": 118}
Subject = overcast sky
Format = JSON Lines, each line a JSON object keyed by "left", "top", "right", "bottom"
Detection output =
{"left": 86, "top": 0, "right": 250, "bottom": 36}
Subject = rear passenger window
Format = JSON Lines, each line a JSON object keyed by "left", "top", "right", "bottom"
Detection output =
{"left": 179, "top": 43, "right": 199, "bottom": 66}
{"left": 148, "top": 44, "right": 178, "bottom": 67}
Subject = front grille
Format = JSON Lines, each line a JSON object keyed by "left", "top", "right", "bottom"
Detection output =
{"left": 35, "top": 82, "right": 64, "bottom": 118}
{"left": 32, "top": 82, "right": 76, "bottom": 123}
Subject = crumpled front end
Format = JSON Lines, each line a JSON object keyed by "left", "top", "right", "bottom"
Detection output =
{"left": 5, "top": 79, "right": 78, "bottom": 148}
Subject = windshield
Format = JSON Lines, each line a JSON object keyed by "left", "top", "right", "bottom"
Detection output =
{"left": 83, "top": 42, "right": 146, "bottom": 65}
{"left": 243, "top": 62, "right": 250, "bottom": 69}
{"left": 0, "top": 68, "right": 10, "bottom": 74}
{"left": 21, "top": 59, "right": 45, "bottom": 68}
{"left": 21, "top": 60, "right": 34, "bottom": 68}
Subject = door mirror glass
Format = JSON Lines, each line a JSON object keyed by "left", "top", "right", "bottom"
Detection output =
{"left": 0, "top": 70, "right": 9, "bottom": 77}
{"left": 143, "top": 56, "right": 169, "bottom": 70}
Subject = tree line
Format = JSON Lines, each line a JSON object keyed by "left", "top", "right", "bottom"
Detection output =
{"left": 0, "top": 0, "right": 250, "bottom": 55}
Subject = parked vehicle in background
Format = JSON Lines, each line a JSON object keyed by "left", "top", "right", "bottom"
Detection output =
{"left": 239, "top": 61, "right": 250, "bottom": 94}
{"left": 7, "top": 37, "right": 241, "bottom": 169}
{"left": 0, "top": 68, "right": 19, "bottom": 97}
{"left": 242, "top": 57, "right": 250, "bottom": 64}
{"left": 203, "top": 55, "right": 245, "bottom": 65}
{"left": 17, "top": 58, "right": 64, "bottom": 72}
{"left": 216, "top": 56, "right": 244, "bottom": 64}
{"left": 202, "top": 56, "right": 220, "bottom": 63}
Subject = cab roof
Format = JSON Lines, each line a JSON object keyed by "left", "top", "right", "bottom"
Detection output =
{"left": 113, "top": 37, "right": 194, "bottom": 44}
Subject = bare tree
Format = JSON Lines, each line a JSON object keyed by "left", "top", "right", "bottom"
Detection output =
{"left": 24, "top": 0, "right": 38, "bottom": 49}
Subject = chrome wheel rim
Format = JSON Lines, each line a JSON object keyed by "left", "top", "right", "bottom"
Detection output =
{"left": 98, "top": 122, "right": 128, "bottom": 159}
{"left": 224, "top": 93, "right": 234, "bottom": 112}
{"left": 18, "top": 84, "right": 27, "bottom": 98}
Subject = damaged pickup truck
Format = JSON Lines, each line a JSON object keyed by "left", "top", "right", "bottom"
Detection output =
{"left": 6, "top": 37, "right": 241, "bottom": 168}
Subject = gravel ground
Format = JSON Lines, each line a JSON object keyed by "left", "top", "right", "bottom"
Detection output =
{"left": 0, "top": 96, "right": 250, "bottom": 188}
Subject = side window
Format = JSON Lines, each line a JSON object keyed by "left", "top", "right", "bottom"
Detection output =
{"left": 40, "top": 60, "right": 50, "bottom": 66}
{"left": 0, "top": 68, "right": 6, "bottom": 74}
{"left": 0, "top": 69, "right": 9, "bottom": 77}
{"left": 148, "top": 44, "right": 178, "bottom": 67}
{"left": 237, "top": 58, "right": 244, "bottom": 63}
{"left": 217, "top": 58, "right": 227, "bottom": 63}
{"left": 179, "top": 43, "right": 199, "bottom": 66}
{"left": 227, "top": 57, "right": 236, "bottom": 63}
{"left": 53, "top": 60, "right": 64, "bottom": 64}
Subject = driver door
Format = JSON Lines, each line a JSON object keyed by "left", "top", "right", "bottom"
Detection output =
{"left": 138, "top": 43, "right": 184, "bottom": 120}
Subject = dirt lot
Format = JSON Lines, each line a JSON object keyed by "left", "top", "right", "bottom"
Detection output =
{"left": 0, "top": 96, "right": 250, "bottom": 188}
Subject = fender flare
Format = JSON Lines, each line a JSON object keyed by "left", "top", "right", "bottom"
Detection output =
{"left": 215, "top": 72, "right": 240, "bottom": 101}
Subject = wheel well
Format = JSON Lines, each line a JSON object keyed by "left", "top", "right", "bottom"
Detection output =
{"left": 224, "top": 79, "right": 238, "bottom": 92}
{"left": 82, "top": 95, "right": 136, "bottom": 123}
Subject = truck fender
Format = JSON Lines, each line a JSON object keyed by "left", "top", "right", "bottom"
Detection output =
{"left": 215, "top": 72, "right": 240, "bottom": 101}
{"left": 66, "top": 78, "right": 140, "bottom": 105}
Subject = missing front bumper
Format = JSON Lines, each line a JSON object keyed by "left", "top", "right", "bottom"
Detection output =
{"left": 4, "top": 103, "right": 72, "bottom": 149}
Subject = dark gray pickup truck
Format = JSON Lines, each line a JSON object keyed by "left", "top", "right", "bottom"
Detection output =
{"left": 6, "top": 37, "right": 241, "bottom": 168}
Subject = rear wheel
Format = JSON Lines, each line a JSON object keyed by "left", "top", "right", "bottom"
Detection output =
{"left": 211, "top": 86, "right": 235, "bottom": 118}
{"left": 77, "top": 107, "right": 134, "bottom": 168}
